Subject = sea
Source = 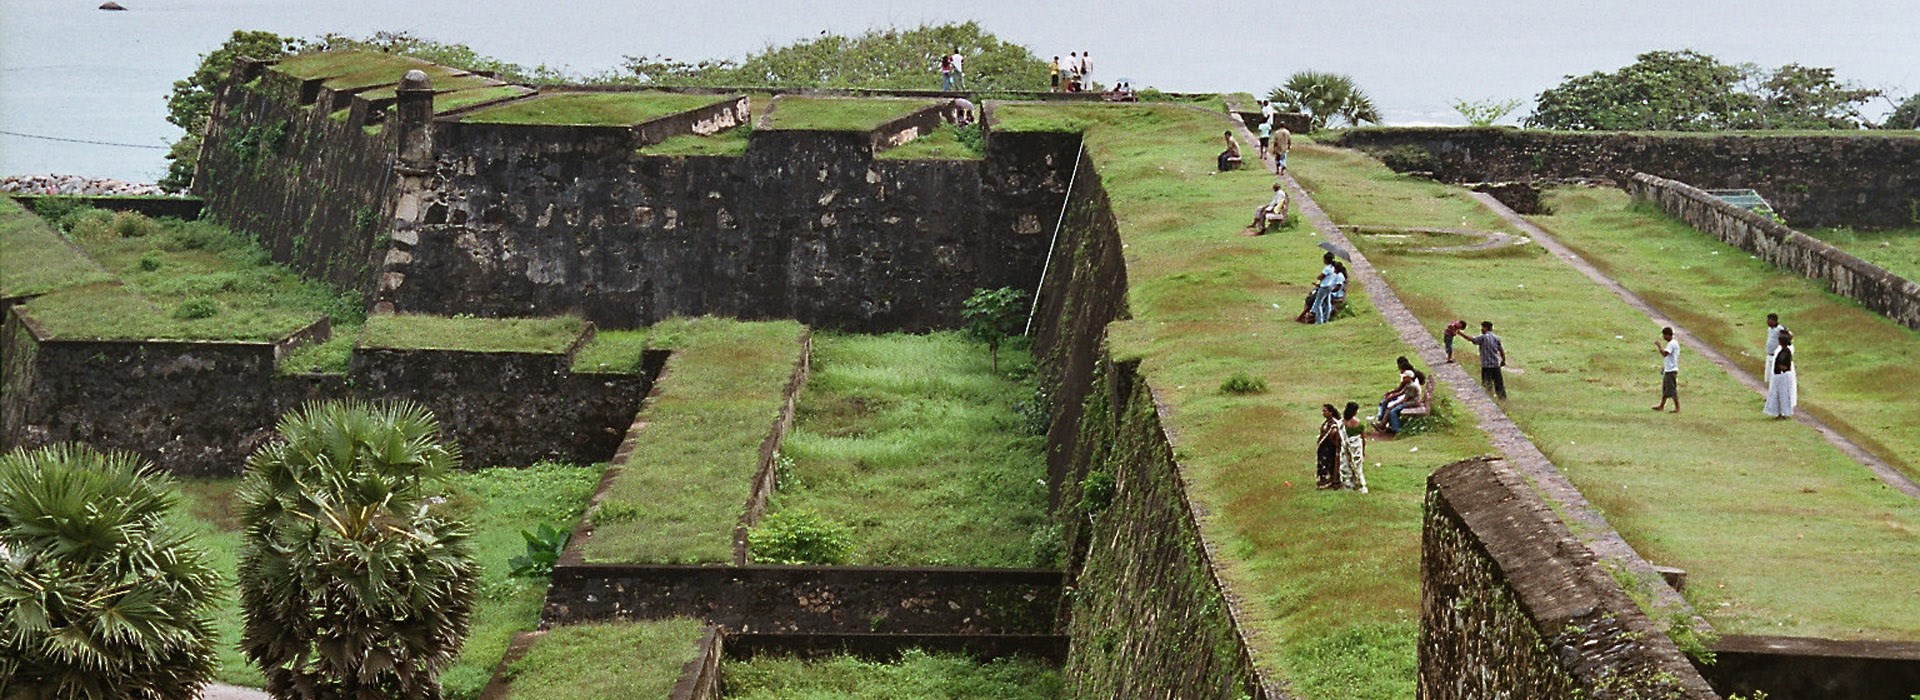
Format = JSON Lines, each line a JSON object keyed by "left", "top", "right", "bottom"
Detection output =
{"left": 2, "top": 0, "right": 1914, "bottom": 183}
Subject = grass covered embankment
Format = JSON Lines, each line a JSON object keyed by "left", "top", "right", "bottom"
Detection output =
{"left": 723, "top": 650, "right": 1061, "bottom": 700}
{"left": 994, "top": 102, "right": 1493, "bottom": 699}
{"left": 1295, "top": 142, "right": 1920, "bottom": 641}
{"left": 762, "top": 332, "right": 1050, "bottom": 567}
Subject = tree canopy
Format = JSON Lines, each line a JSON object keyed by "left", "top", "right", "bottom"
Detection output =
{"left": 621, "top": 22, "right": 1049, "bottom": 92}
{"left": 1526, "top": 50, "right": 1883, "bottom": 131}
{"left": 1266, "top": 71, "right": 1381, "bottom": 131}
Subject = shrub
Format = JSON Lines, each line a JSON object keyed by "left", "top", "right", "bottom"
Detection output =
{"left": 1079, "top": 470, "right": 1116, "bottom": 515}
{"left": 0, "top": 444, "right": 220, "bottom": 699}
{"left": 1026, "top": 522, "right": 1065, "bottom": 568}
{"left": 63, "top": 208, "right": 117, "bottom": 240}
{"left": 1219, "top": 371, "right": 1268, "bottom": 395}
{"left": 1376, "top": 145, "right": 1437, "bottom": 174}
{"left": 111, "top": 210, "right": 164, "bottom": 238}
{"left": 138, "top": 249, "right": 165, "bottom": 271}
{"left": 508, "top": 523, "right": 572, "bottom": 578}
{"left": 963, "top": 286, "right": 1028, "bottom": 371}
{"left": 173, "top": 296, "right": 219, "bottom": 319}
{"left": 749, "top": 509, "right": 853, "bottom": 565}
{"left": 236, "top": 400, "right": 477, "bottom": 699}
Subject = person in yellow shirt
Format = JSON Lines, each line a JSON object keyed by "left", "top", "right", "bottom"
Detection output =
{"left": 1049, "top": 56, "right": 1062, "bottom": 92}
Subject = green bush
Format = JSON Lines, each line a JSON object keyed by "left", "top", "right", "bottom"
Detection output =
{"left": 1026, "top": 522, "right": 1064, "bottom": 568}
{"left": 1376, "top": 145, "right": 1437, "bottom": 174}
{"left": 1219, "top": 371, "right": 1268, "bottom": 395}
{"left": 111, "top": 211, "right": 164, "bottom": 238}
{"left": 138, "top": 250, "right": 165, "bottom": 271}
{"left": 749, "top": 509, "right": 853, "bottom": 565}
{"left": 64, "top": 209, "right": 117, "bottom": 240}
{"left": 1079, "top": 470, "right": 1115, "bottom": 515}
{"left": 508, "top": 523, "right": 571, "bottom": 578}
{"left": 173, "top": 296, "right": 220, "bottom": 319}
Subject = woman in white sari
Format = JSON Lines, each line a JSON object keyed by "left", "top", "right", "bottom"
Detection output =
{"left": 1763, "top": 332, "right": 1797, "bottom": 418}
{"left": 1338, "top": 402, "right": 1369, "bottom": 493}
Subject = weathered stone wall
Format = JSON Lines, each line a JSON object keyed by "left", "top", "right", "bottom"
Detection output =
{"left": 1335, "top": 127, "right": 1920, "bottom": 228}
{"left": 194, "top": 70, "right": 397, "bottom": 294}
{"left": 541, "top": 564, "right": 1062, "bottom": 635}
{"left": 1700, "top": 635, "right": 1920, "bottom": 700}
{"left": 381, "top": 120, "right": 1061, "bottom": 332}
{"left": 1630, "top": 172, "right": 1920, "bottom": 330}
{"left": 1421, "top": 457, "right": 1721, "bottom": 700}
{"left": 0, "top": 307, "right": 653, "bottom": 475}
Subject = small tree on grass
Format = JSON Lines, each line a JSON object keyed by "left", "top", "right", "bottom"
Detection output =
{"left": 237, "top": 400, "right": 477, "bottom": 700}
{"left": 0, "top": 444, "right": 219, "bottom": 700}
{"left": 963, "top": 287, "right": 1028, "bottom": 372}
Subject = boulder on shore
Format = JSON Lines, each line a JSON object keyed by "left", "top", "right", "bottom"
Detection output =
{"left": 99, "top": 2, "right": 128, "bottom": 10}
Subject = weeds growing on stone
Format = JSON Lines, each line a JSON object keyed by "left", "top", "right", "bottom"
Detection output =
{"left": 723, "top": 649, "right": 1062, "bottom": 700}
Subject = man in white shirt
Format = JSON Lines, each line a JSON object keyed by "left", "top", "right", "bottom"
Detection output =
{"left": 1080, "top": 51, "right": 1092, "bottom": 85}
{"left": 1653, "top": 326, "right": 1680, "bottom": 413}
{"left": 949, "top": 49, "right": 965, "bottom": 90}
{"left": 1763, "top": 312, "right": 1788, "bottom": 375}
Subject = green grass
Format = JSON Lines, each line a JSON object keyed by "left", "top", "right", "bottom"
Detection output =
{"left": 0, "top": 197, "right": 114, "bottom": 298}
{"left": 432, "top": 85, "right": 534, "bottom": 114}
{"left": 763, "top": 332, "right": 1048, "bottom": 567}
{"left": 1533, "top": 188, "right": 1920, "bottom": 480}
{"left": 581, "top": 317, "right": 808, "bottom": 564}
{"left": 272, "top": 50, "right": 420, "bottom": 81}
{"left": 1002, "top": 103, "right": 1494, "bottom": 699}
{"left": 172, "top": 463, "right": 602, "bottom": 694}
{"left": 761, "top": 97, "right": 938, "bottom": 131}
{"left": 570, "top": 329, "right": 652, "bottom": 372}
{"left": 1803, "top": 225, "right": 1920, "bottom": 284}
{"left": 13, "top": 211, "right": 353, "bottom": 341}
{"left": 461, "top": 92, "right": 730, "bottom": 126}
{"left": 353, "top": 74, "right": 502, "bottom": 103}
{"left": 278, "top": 331, "right": 356, "bottom": 374}
{"left": 357, "top": 314, "right": 585, "bottom": 353}
{"left": 499, "top": 619, "right": 707, "bottom": 700}
{"left": 1296, "top": 143, "right": 1920, "bottom": 640}
{"left": 320, "top": 61, "right": 465, "bottom": 93}
{"left": 640, "top": 126, "right": 751, "bottom": 156}
{"left": 723, "top": 650, "right": 1062, "bottom": 700}
{"left": 875, "top": 124, "right": 984, "bottom": 161}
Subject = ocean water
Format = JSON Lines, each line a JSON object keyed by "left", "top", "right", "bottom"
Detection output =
{"left": 2, "top": 0, "right": 1914, "bottom": 182}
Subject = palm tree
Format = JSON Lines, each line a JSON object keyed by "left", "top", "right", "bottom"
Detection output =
{"left": 1268, "top": 71, "right": 1384, "bottom": 131}
{"left": 236, "top": 400, "right": 476, "bottom": 700}
{"left": 0, "top": 444, "right": 219, "bottom": 700}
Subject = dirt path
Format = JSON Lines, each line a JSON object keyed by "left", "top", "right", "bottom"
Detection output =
{"left": 1338, "top": 225, "right": 1524, "bottom": 253}
{"left": 199, "top": 684, "right": 268, "bottom": 700}
{"left": 1468, "top": 191, "right": 1920, "bottom": 500}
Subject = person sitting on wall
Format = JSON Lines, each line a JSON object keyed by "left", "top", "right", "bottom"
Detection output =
{"left": 948, "top": 97, "right": 976, "bottom": 127}
{"left": 1249, "top": 182, "right": 1290, "bottom": 234}
{"left": 1218, "top": 130, "right": 1242, "bottom": 171}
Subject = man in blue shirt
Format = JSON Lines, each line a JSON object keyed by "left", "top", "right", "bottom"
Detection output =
{"left": 1465, "top": 321, "right": 1507, "bottom": 399}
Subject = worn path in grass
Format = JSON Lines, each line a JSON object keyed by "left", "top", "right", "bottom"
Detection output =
{"left": 1472, "top": 191, "right": 1920, "bottom": 499}
{"left": 1260, "top": 137, "right": 1693, "bottom": 618}
{"left": 1293, "top": 143, "right": 1920, "bottom": 641}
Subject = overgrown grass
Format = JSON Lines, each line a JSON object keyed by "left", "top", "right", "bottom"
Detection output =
{"left": 171, "top": 463, "right": 602, "bottom": 694}
{"left": 321, "top": 60, "right": 466, "bottom": 92}
{"left": 1298, "top": 143, "right": 1920, "bottom": 640}
{"left": 761, "top": 97, "right": 938, "bottom": 131}
{"left": 570, "top": 329, "right": 652, "bottom": 372}
{"left": 1803, "top": 225, "right": 1920, "bottom": 284}
{"left": 432, "top": 85, "right": 534, "bottom": 114}
{"left": 1534, "top": 187, "right": 1920, "bottom": 479}
{"left": 1006, "top": 103, "right": 1493, "bottom": 700}
{"left": 876, "top": 124, "right": 985, "bottom": 160}
{"left": 272, "top": 50, "right": 420, "bottom": 80}
{"left": 278, "top": 332, "right": 355, "bottom": 374}
{"left": 461, "top": 92, "right": 729, "bottom": 126}
{"left": 0, "top": 197, "right": 114, "bottom": 298}
{"left": 14, "top": 209, "right": 355, "bottom": 341}
{"left": 764, "top": 332, "right": 1049, "bottom": 567}
{"left": 640, "top": 125, "right": 752, "bottom": 156}
{"left": 581, "top": 317, "right": 807, "bottom": 564}
{"left": 498, "top": 619, "right": 707, "bottom": 700}
{"left": 353, "top": 74, "right": 501, "bottom": 103}
{"left": 357, "top": 314, "right": 585, "bottom": 353}
{"left": 723, "top": 650, "right": 1062, "bottom": 700}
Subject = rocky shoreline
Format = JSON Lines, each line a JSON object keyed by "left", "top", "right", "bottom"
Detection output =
{"left": 1, "top": 174, "right": 167, "bottom": 196}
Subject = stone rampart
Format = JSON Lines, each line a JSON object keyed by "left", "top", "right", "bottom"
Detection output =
{"left": 1701, "top": 635, "right": 1920, "bottom": 700}
{"left": 0, "top": 306, "right": 653, "bottom": 474}
{"left": 1630, "top": 172, "right": 1920, "bottom": 330}
{"left": 1335, "top": 127, "right": 1920, "bottom": 228}
{"left": 1421, "top": 457, "right": 1721, "bottom": 699}
{"left": 193, "top": 68, "right": 398, "bottom": 294}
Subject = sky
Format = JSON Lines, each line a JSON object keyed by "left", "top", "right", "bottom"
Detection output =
{"left": 2, "top": 0, "right": 1915, "bottom": 180}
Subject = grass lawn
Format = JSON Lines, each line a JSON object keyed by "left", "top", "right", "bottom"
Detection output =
{"left": 461, "top": 92, "right": 729, "bottom": 126}
{"left": 0, "top": 197, "right": 114, "bottom": 298}
{"left": 498, "top": 619, "right": 707, "bottom": 700}
{"left": 432, "top": 85, "right": 535, "bottom": 114}
{"left": 875, "top": 124, "right": 984, "bottom": 160}
{"left": 272, "top": 50, "right": 421, "bottom": 81}
{"left": 357, "top": 314, "right": 585, "bottom": 353}
{"left": 723, "top": 650, "right": 1061, "bottom": 700}
{"left": 171, "top": 463, "right": 603, "bottom": 697}
{"left": 353, "top": 74, "right": 502, "bottom": 103}
{"left": 762, "top": 97, "right": 937, "bottom": 131}
{"left": 13, "top": 208, "right": 354, "bottom": 341}
{"left": 580, "top": 317, "right": 808, "bottom": 564}
{"left": 763, "top": 332, "right": 1049, "bottom": 567}
{"left": 1532, "top": 188, "right": 1920, "bottom": 479}
{"left": 994, "top": 103, "right": 1494, "bottom": 700}
{"left": 1294, "top": 143, "right": 1920, "bottom": 641}
{"left": 1803, "top": 225, "right": 1920, "bottom": 284}
{"left": 640, "top": 127, "right": 751, "bottom": 156}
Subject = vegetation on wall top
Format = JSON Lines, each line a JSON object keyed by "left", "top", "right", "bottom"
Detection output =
{"left": 1527, "top": 49, "right": 1887, "bottom": 131}
{"left": 620, "top": 22, "right": 1050, "bottom": 92}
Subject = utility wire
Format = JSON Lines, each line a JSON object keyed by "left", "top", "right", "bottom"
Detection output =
{"left": 0, "top": 129, "right": 169, "bottom": 150}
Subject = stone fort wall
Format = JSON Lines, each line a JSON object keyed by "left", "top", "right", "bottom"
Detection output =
{"left": 1335, "top": 127, "right": 1920, "bottom": 229}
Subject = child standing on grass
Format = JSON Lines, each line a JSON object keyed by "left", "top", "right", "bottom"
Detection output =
{"left": 1653, "top": 327, "right": 1680, "bottom": 413}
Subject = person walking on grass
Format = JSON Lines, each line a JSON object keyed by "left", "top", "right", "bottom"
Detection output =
{"left": 1316, "top": 404, "right": 1343, "bottom": 489}
{"left": 1258, "top": 118, "right": 1273, "bottom": 153}
{"left": 1764, "top": 331, "right": 1797, "bottom": 418}
{"left": 1653, "top": 326, "right": 1680, "bottom": 413}
{"left": 1465, "top": 321, "right": 1507, "bottom": 399}
{"left": 1270, "top": 124, "right": 1291, "bottom": 174}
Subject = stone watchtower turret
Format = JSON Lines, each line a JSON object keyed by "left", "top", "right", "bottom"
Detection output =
{"left": 374, "top": 69, "right": 436, "bottom": 314}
